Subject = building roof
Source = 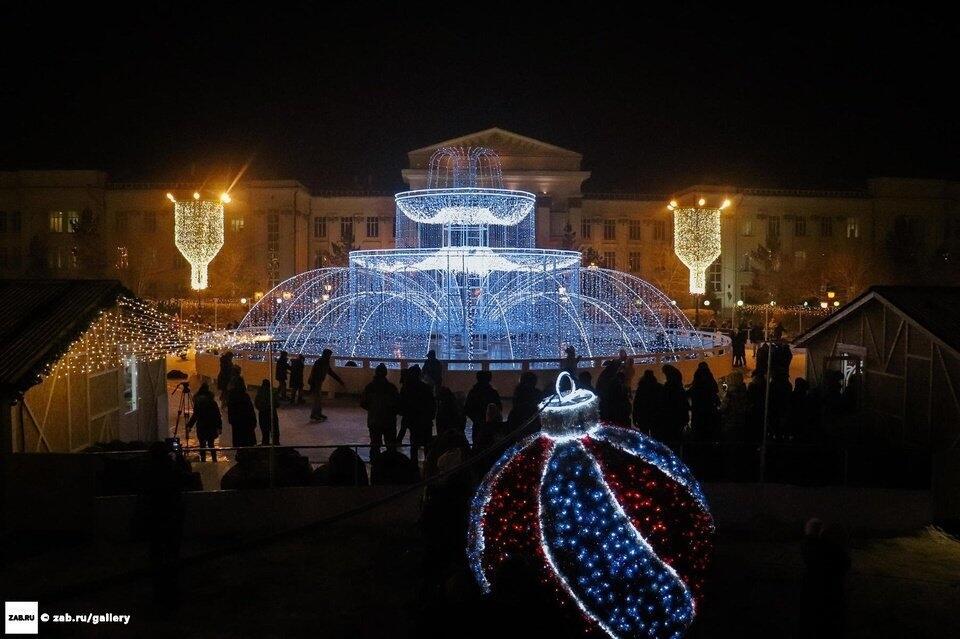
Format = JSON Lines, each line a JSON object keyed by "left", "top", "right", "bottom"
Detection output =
{"left": 0, "top": 279, "right": 131, "bottom": 395}
{"left": 793, "top": 285, "right": 960, "bottom": 358}
{"left": 407, "top": 127, "right": 582, "bottom": 160}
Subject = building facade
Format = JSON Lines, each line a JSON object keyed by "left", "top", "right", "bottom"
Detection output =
{"left": 2, "top": 128, "right": 959, "bottom": 306}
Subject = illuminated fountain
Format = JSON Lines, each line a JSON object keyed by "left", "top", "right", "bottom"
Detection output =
{"left": 221, "top": 148, "right": 722, "bottom": 367}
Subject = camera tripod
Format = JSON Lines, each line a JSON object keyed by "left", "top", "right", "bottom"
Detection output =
{"left": 172, "top": 381, "right": 194, "bottom": 447}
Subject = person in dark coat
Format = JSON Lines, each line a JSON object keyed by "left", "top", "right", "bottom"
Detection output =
{"left": 370, "top": 447, "right": 421, "bottom": 484}
{"left": 464, "top": 370, "right": 501, "bottom": 431}
{"left": 216, "top": 351, "right": 234, "bottom": 404}
{"left": 472, "top": 402, "right": 504, "bottom": 452}
{"left": 254, "top": 379, "right": 280, "bottom": 445}
{"left": 308, "top": 349, "right": 344, "bottom": 421}
{"left": 508, "top": 371, "right": 543, "bottom": 433}
{"left": 560, "top": 346, "right": 581, "bottom": 390}
{"left": 398, "top": 365, "right": 435, "bottom": 464}
{"left": 360, "top": 363, "right": 400, "bottom": 458}
{"left": 773, "top": 322, "right": 785, "bottom": 341}
{"left": 186, "top": 383, "right": 221, "bottom": 461}
{"left": 605, "top": 371, "right": 632, "bottom": 426}
{"left": 658, "top": 364, "right": 689, "bottom": 443}
{"left": 732, "top": 329, "right": 748, "bottom": 367}
{"left": 275, "top": 351, "right": 290, "bottom": 402}
{"left": 688, "top": 362, "right": 721, "bottom": 441}
{"left": 435, "top": 386, "right": 465, "bottom": 434}
{"left": 576, "top": 370, "right": 596, "bottom": 394}
{"left": 721, "top": 370, "right": 751, "bottom": 441}
{"left": 422, "top": 349, "right": 443, "bottom": 392}
{"left": 632, "top": 369, "right": 664, "bottom": 434}
{"left": 596, "top": 359, "right": 620, "bottom": 400}
{"left": 227, "top": 387, "right": 258, "bottom": 448}
{"left": 289, "top": 354, "right": 305, "bottom": 404}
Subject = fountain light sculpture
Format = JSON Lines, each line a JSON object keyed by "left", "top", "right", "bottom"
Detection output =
{"left": 224, "top": 148, "right": 720, "bottom": 366}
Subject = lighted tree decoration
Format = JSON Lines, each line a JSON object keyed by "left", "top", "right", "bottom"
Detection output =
{"left": 468, "top": 372, "right": 714, "bottom": 639}
{"left": 669, "top": 197, "right": 729, "bottom": 294}
{"left": 168, "top": 191, "right": 228, "bottom": 290}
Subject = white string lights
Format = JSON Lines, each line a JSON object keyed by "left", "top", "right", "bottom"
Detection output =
{"left": 37, "top": 298, "right": 210, "bottom": 382}
{"left": 169, "top": 192, "right": 228, "bottom": 290}
{"left": 669, "top": 198, "right": 728, "bottom": 295}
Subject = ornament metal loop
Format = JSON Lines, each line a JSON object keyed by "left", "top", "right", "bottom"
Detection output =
{"left": 555, "top": 370, "right": 577, "bottom": 403}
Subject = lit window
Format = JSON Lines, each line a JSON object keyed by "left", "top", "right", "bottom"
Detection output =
{"left": 846, "top": 217, "right": 860, "bottom": 238}
{"left": 123, "top": 355, "right": 138, "bottom": 413}
{"left": 49, "top": 211, "right": 64, "bottom": 233}
{"left": 366, "top": 216, "right": 379, "bottom": 238}
{"left": 629, "top": 220, "right": 642, "bottom": 241}
{"left": 603, "top": 219, "right": 616, "bottom": 241}
{"left": 741, "top": 217, "right": 753, "bottom": 236}
{"left": 231, "top": 216, "right": 245, "bottom": 232}
{"left": 313, "top": 216, "right": 327, "bottom": 238}
{"left": 116, "top": 246, "right": 129, "bottom": 270}
{"left": 653, "top": 220, "right": 666, "bottom": 241}
{"left": 581, "top": 219, "right": 592, "bottom": 240}
{"left": 767, "top": 216, "right": 781, "bottom": 240}
{"left": 267, "top": 213, "right": 280, "bottom": 287}
{"left": 794, "top": 216, "right": 807, "bottom": 237}
{"left": 820, "top": 217, "right": 833, "bottom": 237}
{"left": 66, "top": 211, "right": 80, "bottom": 232}
{"left": 628, "top": 251, "right": 641, "bottom": 271}
{"left": 707, "top": 259, "right": 722, "bottom": 293}
{"left": 48, "top": 247, "right": 64, "bottom": 269}
{"left": 794, "top": 250, "right": 807, "bottom": 264}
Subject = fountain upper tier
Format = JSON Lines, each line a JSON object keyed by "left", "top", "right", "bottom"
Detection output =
{"left": 394, "top": 146, "right": 538, "bottom": 249}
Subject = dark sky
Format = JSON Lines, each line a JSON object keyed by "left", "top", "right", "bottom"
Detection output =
{"left": 6, "top": 3, "right": 959, "bottom": 193}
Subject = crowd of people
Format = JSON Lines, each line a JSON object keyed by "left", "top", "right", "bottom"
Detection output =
{"left": 194, "top": 336, "right": 862, "bottom": 468}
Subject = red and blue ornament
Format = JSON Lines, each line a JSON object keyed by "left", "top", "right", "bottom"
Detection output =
{"left": 468, "top": 372, "right": 714, "bottom": 639}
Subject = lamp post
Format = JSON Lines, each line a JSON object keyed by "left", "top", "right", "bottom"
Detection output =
{"left": 764, "top": 300, "right": 775, "bottom": 341}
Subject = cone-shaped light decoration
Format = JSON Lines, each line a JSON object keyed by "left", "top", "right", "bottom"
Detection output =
{"left": 171, "top": 192, "right": 227, "bottom": 290}
{"left": 670, "top": 198, "right": 727, "bottom": 294}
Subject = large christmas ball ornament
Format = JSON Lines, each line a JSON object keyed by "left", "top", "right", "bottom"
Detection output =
{"left": 468, "top": 372, "right": 714, "bottom": 639}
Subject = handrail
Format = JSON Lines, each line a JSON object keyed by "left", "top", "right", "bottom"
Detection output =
{"left": 207, "top": 329, "right": 730, "bottom": 369}
{"left": 85, "top": 443, "right": 411, "bottom": 455}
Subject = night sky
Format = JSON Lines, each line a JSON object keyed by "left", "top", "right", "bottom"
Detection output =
{"left": 6, "top": 3, "right": 959, "bottom": 193}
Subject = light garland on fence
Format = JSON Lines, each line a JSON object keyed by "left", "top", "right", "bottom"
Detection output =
{"left": 468, "top": 373, "right": 714, "bottom": 638}
{"left": 169, "top": 192, "right": 227, "bottom": 290}
{"left": 37, "top": 298, "right": 209, "bottom": 382}
{"left": 735, "top": 303, "right": 834, "bottom": 315}
{"left": 669, "top": 199, "right": 726, "bottom": 295}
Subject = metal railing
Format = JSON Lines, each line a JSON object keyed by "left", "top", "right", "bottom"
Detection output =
{"left": 85, "top": 437, "right": 931, "bottom": 494}
{"left": 217, "top": 329, "right": 730, "bottom": 371}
